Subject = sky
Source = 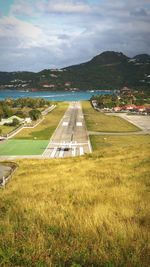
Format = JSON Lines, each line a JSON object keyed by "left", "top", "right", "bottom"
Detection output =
{"left": 0, "top": 0, "right": 150, "bottom": 72}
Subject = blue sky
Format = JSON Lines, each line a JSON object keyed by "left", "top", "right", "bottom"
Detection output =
{"left": 0, "top": 0, "right": 150, "bottom": 71}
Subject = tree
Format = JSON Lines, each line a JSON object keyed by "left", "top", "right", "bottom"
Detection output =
{"left": 0, "top": 107, "right": 4, "bottom": 121}
{"left": 29, "top": 109, "right": 41, "bottom": 120}
{"left": 2, "top": 105, "right": 13, "bottom": 118}
{"left": 11, "top": 118, "right": 20, "bottom": 126}
{"left": 15, "top": 110, "right": 26, "bottom": 118}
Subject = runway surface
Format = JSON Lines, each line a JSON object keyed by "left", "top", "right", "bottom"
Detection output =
{"left": 43, "top": 102, "right": 92, "bottom": 158}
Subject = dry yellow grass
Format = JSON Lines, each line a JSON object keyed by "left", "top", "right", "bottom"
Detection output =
{"left": 0, "top": 125, "right": 16, "bottom": 135}
{"left": 0, "top": 135, "right": 149, "bottom": 266}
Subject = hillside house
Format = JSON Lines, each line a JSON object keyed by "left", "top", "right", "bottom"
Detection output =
{"left": 43, "top": 84, "right": 55, "bottom": 88}
{"left": 0, "top": 116, "right": 32, "bottom": 126}
{"left": 135, "top": 106, "right": 146, "bottom": 112}
{"left": 124, "top": 104, "right": 137, "bottom": 111}
{"left": 113, "top": 106, "right": 122, "bottom": 112}
{"left": 0, "top": 116, "right": 24, "bottom": 126}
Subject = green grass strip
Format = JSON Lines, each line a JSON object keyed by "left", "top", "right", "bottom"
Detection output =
{"left": 0, "top": 139, "right": 49, "bottom": 155}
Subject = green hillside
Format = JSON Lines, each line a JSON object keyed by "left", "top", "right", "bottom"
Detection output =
{"left": 0, "top": 51, "right": 150, "bottom": 90}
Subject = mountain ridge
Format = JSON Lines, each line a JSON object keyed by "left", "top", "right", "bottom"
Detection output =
{"left": 0, "top": 51, "right": 150, "bottom": 90}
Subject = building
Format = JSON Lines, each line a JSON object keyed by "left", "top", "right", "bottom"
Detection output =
{"left": 0, "top": 116, "right": 24, "bottom": 126}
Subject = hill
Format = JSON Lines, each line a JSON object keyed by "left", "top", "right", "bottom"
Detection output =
{"left": 0, "top": 51, "right": 150, "bottom": 90}
{"left": 0, "top": 135, "right": 149, "bottom": 266}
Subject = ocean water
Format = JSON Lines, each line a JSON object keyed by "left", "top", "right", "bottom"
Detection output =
{"left": 0, "top": 90, "right": 113, "bottom": 101}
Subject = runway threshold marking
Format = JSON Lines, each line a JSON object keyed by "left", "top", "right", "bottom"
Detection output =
{"left": 79, "top": 147, "right": 84, "bottom": 155}
{"left": 76, "top": 122, "right": 82, "bottom": 126}
{"left": 50, "top": 147, "right": 57, "bottom": 158}
{"left": 59, "top": 150, "right": 64, "bottom": 158}
{"left": 72, "top": 147, "right": 76, "bottom": 157}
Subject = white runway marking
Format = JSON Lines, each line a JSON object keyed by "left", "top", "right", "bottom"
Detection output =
{"left": 79, "top": 147, "right": 84, "bottom": 155}
{"left": 72, "top": 147, "right": 76, "bottom": 157}
{"left": 59, "top": 149, "right": 64, "bottom": 158}
{"left": 76, "top": 122, "right": 82, "bottom": 126}
{"left": 62, "top": 122, "right": 69, "bottom": 126}
{"left": 50, "top": 147, "right": 57, "bottom": 158}
{"left": 50, "top": 142, "right": 88, "bottom": 146}
{"left": 42, "top": 101, "right": 92, "bottom": 159}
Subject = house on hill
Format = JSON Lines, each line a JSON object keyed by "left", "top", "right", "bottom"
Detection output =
{"left": 0, "top": 116, "right": 24, "bottom": 125}
{"left": 0, "top": 116, "right": 32, "bottom": 126}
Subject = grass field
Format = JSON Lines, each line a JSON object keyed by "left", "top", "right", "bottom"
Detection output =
{"left": 0, "top": 101, "right": 149, "bottom": 265}
{"left": 0, "top": 140, "right": 49, "bottom": 155}
{"left": 90, "top": 134, "right": 150, "bottom": 152}
{"left": 14, "top": 102, "right": 68, "bottom": 140}
{"left": 0, "top": 134, "right": 149, "bottom": 266}
{"left": 82, "top": 101, "right": 140, "bottom": 132}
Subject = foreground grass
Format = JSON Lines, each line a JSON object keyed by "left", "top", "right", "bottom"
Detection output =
{"left": 0, "top": 135, "right": 149, "bottom": 266}
{"left": 82, "top": 101, "right": 140, "bottom": 132}
{"left": 14, "top": 102, "right": 68, "bottom": 140}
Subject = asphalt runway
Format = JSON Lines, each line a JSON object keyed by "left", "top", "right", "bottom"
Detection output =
{"left": 43, "top": 102, "right": 92, "bottom": 158}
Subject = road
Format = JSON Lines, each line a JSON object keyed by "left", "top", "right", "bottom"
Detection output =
{"left": 43, "top": 101, "right": 92, "bottom": 158}
{"left": 107, "top": 113, "right": 150, "bottom": 131}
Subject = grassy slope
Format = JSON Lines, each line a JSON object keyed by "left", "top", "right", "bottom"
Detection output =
{"left": 82, "top": 101, "right": 140, "bottom": 132}
{"left": 0, "top": 101, "right": 149, "bottom": 266}
{"left": 14, "top": 103, "right": 68, "bottom": 140}
{"left": 0, "top": 125, "right": 16, "bottom": 135}
{"left": 0, "top": 136, "right": 150, "bottom": 266}
{"left": 90, "top": 134, "right": 150, "bottom": 151}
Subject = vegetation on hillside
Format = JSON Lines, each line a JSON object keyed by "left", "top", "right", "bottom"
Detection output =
{"left": 0, "top": 98, "right": 52, "bottom": 136}
{"left": 0, "top": 51, "right": 150, "bottom": 90}
{"left": 14, "top": 102, "right": 68, "bottom": 140}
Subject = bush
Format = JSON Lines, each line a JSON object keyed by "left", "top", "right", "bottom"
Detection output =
{"left": 4, "top": 118, "right": 20, "bottom": 127}
{"left": 29, "top": 109, "right": 41, "bottom": 121}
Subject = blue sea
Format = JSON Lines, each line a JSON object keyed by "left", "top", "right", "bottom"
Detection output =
{"left": 0, "top": 90, "right": 113, "bottom": 101}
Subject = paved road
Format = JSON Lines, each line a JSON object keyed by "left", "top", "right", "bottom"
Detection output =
{"left": 43, "top": 101, "right": 92, "bottom": 158}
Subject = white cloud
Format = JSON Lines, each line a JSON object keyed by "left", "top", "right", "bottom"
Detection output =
{"left": 10, "top": 0, "right": 35, "bottom": 16}
{"left": 47, "top": 0, "right": 91, "bottom": 13}
{"left": 0, "top": 16, "right": 41, "bottom": 40}
{"left": 36, "top": 0, "right": 92, "bottom": 14}
{"left": 0, "top": 0, "right": 150, "bottom": 71}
